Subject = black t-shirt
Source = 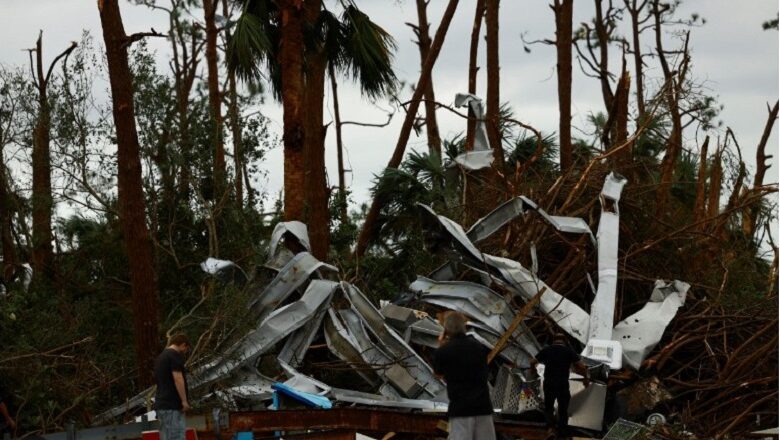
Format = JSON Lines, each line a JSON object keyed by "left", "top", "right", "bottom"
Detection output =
{"left": 535, "top": 343, "right": 580, "bottom": 386}
{"left": 432, "top": 334, "right": 494, "bottom": 417}
{"left": 154, "top": 348, "right": 187, "bottom": 410}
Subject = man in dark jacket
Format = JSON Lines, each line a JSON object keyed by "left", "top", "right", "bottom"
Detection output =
{"left": 154, "top": 334, "right": 190, "bottom": 440}
{"left": 530, "top": 333, "right": 590, "bottom": 433}
{"left": 433, "top": 311, "right": 495, "bottom": 440}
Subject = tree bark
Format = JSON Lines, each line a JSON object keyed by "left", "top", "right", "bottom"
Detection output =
{"left": 302, "top": 0, "right": 330, "bottom": 261}
{"left": 355, "top": 0, "right": 459, "bottom": 258}
{"left": 329, "top": 63, "right": 348, "bottom": 224}
{"left": 626, "top": 0, "right": 647, "bottom": 119}
{"left": 465, "top": 0, "right": 485, "bottom": 152}
{"left": 204, "top": 0, "right": 225, "bottom": 195}
{"left": 276, "top": 0, "right": 307, "bottom": 221}
{"left": 31, "top": 33, "right": 56, "bottom": 281}
{"left": 612, "top": 66, "right": 631, "bottom": 165}
{"left": 594, "top": 0, "right": 614, "bottom": 111}
{"left": 225, "top": 0, "right": 244, "bottom": 207}
{"left": 415, "top": 0, "right": 442, "bottom": 158}
{"left": 485, "top": 0, "right": 504, "bottom": 166}
{"left": 553, "top": 0, "right": 573, "bottom": 172}
{"left": 98, "top": 0, "right": 161, "bottom": 388}
{"left": 707, "top": 143, "right": 723, "bottom": 221}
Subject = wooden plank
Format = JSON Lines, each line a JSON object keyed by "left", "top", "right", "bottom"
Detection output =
{"left": 487, "top": 287, "right": 547, "bottom": 364}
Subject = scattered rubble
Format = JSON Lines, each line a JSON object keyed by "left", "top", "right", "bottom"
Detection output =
{"left": 94, "top": 172, "right": 698, "bottom": 437}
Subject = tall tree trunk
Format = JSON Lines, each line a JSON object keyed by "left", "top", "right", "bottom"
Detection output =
{"left": 626, "top": 0, "right": 646, "bottom": 119}
{"left": 355, "top": 0, "right": 459, "bottom": 258}
{"left": 329, "top": 63, "right": 348, "bottom": 224}
{"left": 276, "top": 0, "right": 307, "bottom": 221}
{"left": 594, "top": 0, "right": 614, "bottom": 111}
{"left": 465, "top": 0, "right": 485, "bottom": 152}
{"left": 415, "top": 0, "right": 442, "bottom": 158}
{"left": 485, "top": 0, "right": 504, "bottom": 166}
{"left": 31, "top": 34, "right": 56, "bottom": 281}
{"left": 225, "top": 0, "right": 244, "bottom": 206}
{"left": 553, "top": 0, "right": 573, "bottom": 172}
{"left": 302, "top": 0, "right": 330, "bottom": 261}
{"left": 204, "top": 0, "right": 225, "bottom": 195}
{"left": 98, "top": 0, "right": 161, "bottom": 388}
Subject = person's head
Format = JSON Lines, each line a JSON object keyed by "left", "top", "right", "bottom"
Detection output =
{"left": 441, "top": 311, "right": 468, "bottom": 338}
{"left": 552, "top": 333, "right": 567, "bottom": 345}
{"left": 168, "top": 333, "right": 190, "bottom": 354}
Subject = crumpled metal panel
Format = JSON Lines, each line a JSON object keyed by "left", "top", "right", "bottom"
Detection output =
{"left": 588, "top": 172, "right": 628, "bottom": 342}
{"left": 330, "top": 387, "right": 448, "bottom": 411}
{"left": 467, "top": 326, "right": 536, "bottom": 367}
{"left": 411, "top": 276, "right": 507, "bottom": 332}
{"left": 454, "top": 150, "right": 495, "bottom": 171}
{"left": 480, "top": 254, "right": 591, "bottom": 344}
{"left": 454, "top": 93, "right": 490, "bottom": 152}
{"left": 248, "top": 252, "right": 337, "bottom": 319}
{"left": 467, "top": 197, "right": 528, "bottom": 243}
{"left": 323, "top": 308, "right": 381, "bottom": 387}
{"left": 278, "top": 359, "right": 331, "bottom": 395}
{"left": 268, "top": 221, "right": 311, "bottom": 258}
{"left": 612, "top": 280, "right": 689, "bottom": 369}
{"left": 567, "top": 381, "right": 607, "bottom": 430}
{"left": 417, "top": 203, "right": 591, "bottom": 344}
{"left": 200, "top": 258, "right": 249, "bottom": 285}
{"left": 277, "top": 305, "right": 330, "bottom": 368}
{"left": 341, "top": 282, "right": 445, "bottom": 398}
{"left": 194, "top": 280, "right": 337, "bottom": 387}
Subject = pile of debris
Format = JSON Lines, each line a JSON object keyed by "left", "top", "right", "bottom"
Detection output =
{"left": 95, "top": 172, "right": 697, "bottom": 437}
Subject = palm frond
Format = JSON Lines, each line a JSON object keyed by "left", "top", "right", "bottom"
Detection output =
{"left": 228, "top": 11, "right": 273, "bottom": 82}
{"left": 339, "top": 4, "right": 397, "bottom": 99}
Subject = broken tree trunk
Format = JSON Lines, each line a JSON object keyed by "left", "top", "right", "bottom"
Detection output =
{"left": 485, "top": 0, "right": 505, "bottom": 167}
{"left": 553, "top": 0, "right": 573, "bottom": 172}
{"left": 415, "top": 0, "right": 442, "bottom": 159}
{"left": 98, "top": 0, "right": 161, "bottom": 388}
{"left": 354, "top": 0, "right": 459, "bottom": 258}
{"left": 465, "top": 0, "right": 485, "bottom": 152}
{"left": 31, "top": 33, "right": 75, "bottom": 282}
{"left": 742, "top": 101, "right": 778, "bottom": 237}
{"left": 693, "top": 136, "right": 710, "bottom": 230}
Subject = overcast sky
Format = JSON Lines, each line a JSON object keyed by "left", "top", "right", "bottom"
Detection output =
{"left": 1, "top": 0, "right": 778, "bottom": 220}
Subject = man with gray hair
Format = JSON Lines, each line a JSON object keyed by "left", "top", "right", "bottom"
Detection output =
{"left": 432, "top": 311, "right": 495, "bottom": 440}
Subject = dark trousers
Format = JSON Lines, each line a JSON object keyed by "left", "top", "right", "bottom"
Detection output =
{"left": 543, "top": 382, "right": 571, "bottom": 430}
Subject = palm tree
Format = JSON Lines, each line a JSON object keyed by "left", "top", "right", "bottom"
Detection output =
{"left": 228, "top": 0, "right": 397, "bottom": 260}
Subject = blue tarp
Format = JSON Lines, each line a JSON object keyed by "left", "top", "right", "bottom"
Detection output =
{"left": 271, "top": 383, "right": 332, "bottom": 409}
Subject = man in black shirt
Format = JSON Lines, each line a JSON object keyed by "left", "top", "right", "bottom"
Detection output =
{"left": 432, "top": 312, "right": 495, "bottom": 440}
{"left": 530, "top": 334, "right": 590, "bottom": 433}
{"left": 154, "top": 334, "right": 190, "bottom": 440}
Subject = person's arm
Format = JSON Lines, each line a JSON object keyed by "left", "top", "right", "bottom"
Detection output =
{"left": 172, "top": 371, "right": 190, "bottom": 411}
{"left": 0, "top": 401, "right": 16, "bottom": 430}
{"left": 573, "top": 360, "right": 590, "bottom": 387}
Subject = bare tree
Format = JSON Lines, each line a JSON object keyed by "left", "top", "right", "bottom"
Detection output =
{"left": 28, "top": 33, "right": 77, "bottom": 282}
